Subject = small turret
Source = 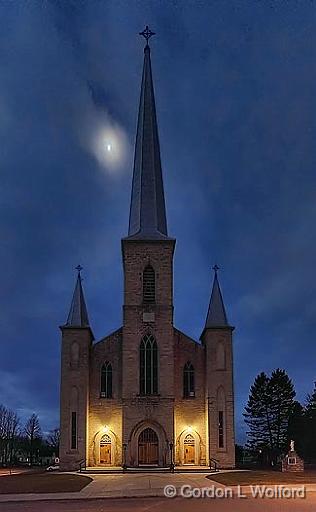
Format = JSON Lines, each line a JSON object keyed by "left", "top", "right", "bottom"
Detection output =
{"left": 59, "top": 266, "right": 92, "bottom": 471}
{"left": 202, "top": 265, "right": 235, "bottom": 469}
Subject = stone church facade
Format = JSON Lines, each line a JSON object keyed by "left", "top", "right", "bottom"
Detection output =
{"left": 59, "top": 36, "right": 235, "bottom": 471}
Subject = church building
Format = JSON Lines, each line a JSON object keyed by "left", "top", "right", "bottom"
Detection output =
{"left": 59, "top": 30, "right": 235, "bottom": 471}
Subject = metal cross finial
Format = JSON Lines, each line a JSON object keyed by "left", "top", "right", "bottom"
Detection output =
{"left": 213, "top": 264, "right": 220, "bottom": 274}
{"left": 139, "top": 25, "right": 155, "bottom": 46}
{"left": 76, "top": 264, "right": 83, "bottom": 275}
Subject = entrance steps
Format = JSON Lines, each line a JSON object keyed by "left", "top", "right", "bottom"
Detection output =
{"left": 81, "top": 466, "right": 123, "bottom": 474}
{"left": 80, "top": 465, "right": 213, "bottom": 474}
{"left": 175, "top": 465, "right": 214, "bottom": 473}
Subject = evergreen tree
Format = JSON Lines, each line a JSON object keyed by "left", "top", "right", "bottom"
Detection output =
{"left": 244, "top": 369, "right": 295, "bottom": 463}
{"left": 269, "top": 368, "right": 296, "bottom": 454}
{"left": 304, "top": 382, "right": 316, "bottom": 462}
{"left": 244, "top": 372, "right": 273, "bottom": 453}
{"left": 287, "top": 401, "right": 305, "bottom": 456}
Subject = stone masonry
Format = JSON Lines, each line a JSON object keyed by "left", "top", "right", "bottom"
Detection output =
{"left": 59, "top": 33, "right": 236, "bottom": 471}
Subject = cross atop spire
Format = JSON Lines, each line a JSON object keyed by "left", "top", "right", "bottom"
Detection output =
{"left": 139, "top": 25, "right": 155, "bottom": 46}
{"left": 126, "top": 26, "right": 170, "bottom": 240}
{"left": 65, "top": 266, "right": 90, "bottom": 328}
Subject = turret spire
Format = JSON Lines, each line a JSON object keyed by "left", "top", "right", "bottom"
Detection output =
{"left": 204, "top": 265, "right": 229, "bottom": 329}
{"left": 127, "top": 27, "right": 169, "bottom": 239}
{"left": 65, "top": 265, "right": 90, "bottom": 327}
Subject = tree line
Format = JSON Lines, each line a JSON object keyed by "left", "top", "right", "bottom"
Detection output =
{"left": 244, "top": 369, "right": 316, "bottom": 465}
{"left": 0, "top": 405, "right": 60, "bottom": 466}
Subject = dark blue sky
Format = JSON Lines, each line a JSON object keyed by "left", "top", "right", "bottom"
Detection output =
{"left": 1, "top": 1, "right": 316, "bottom": 442}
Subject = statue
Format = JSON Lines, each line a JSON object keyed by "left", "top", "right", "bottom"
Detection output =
{"left": 290, "top": 440, "right": 295, "bottom": 452}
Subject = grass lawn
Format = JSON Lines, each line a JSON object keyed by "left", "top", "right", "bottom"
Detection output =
{"left": 208, "top": 470, "right": 316, "bottom": 486}
{"left": 0, "top": 472, "right": 92, "bottom": 494}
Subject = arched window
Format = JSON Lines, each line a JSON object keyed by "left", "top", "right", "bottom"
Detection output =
{"left": 140, "top": 334, "right": 158, "bottom": 395}
{"left": 100, "top": 362, "right": 112, "bottom": 398}
{"left": 184, "top": 433, "right": 195, "bottom": 445}
{"left": 183, "top": 362, "right": 195, "bottom": 398}
{"left": 143, "top": 265, "right": 155, "bottom": 303}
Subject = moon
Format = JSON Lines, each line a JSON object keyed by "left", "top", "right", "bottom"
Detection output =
{"left": 92, "top": 125, "right": 129, "bottom": 173}
{"left": 78, "top": 107, "right": 131, "bottom": 175}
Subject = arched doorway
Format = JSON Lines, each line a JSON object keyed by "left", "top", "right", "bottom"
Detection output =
{"left": 100, "top": 433, "right": 111, "bottom": 465}
{"left": 138, "top": 428, "right": 159, "bottom": 465}
{"left": 184, "top": 433, "right": 195, "bottom": 464}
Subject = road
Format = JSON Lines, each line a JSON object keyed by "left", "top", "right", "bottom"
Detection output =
{"left": 1, "top": 496, "right": 316, "bottom": 511}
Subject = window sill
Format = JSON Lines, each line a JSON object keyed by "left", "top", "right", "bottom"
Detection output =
{"left": 137, "top": 393, "right": 160, "bottom": 398}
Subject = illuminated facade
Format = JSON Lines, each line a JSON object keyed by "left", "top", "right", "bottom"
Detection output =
{"left": 59, "top": 34, "right": 235, "bottom": 471}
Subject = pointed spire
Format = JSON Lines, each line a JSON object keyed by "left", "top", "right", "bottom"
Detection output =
{"left": 204, "top": 265, "right": 229, "bottom": 329}
{"left": 127, "top": 27, "right": 169, "bottom": 239}
{"left": 65, "top": 265, "right": 90, "bottom": 327}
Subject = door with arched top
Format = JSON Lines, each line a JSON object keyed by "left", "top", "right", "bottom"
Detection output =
{"left": 138, "top": 428, "right": 159, "bottom": 465}
{"left": 184, "top": 433, "right": 195, "bottom": 464}
{"left": 100, "top": 434, "right": 111, "bottom": 465}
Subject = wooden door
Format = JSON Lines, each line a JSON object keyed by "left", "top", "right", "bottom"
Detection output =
{"left": 100, "top": 443, "right": 111, "bottom": 464}
{"left": 184, "top": 434, "right": 195, "bottom": 464}
{"left": 184, "top": 444, "right": 195, "bottom": 464}
{"left": 100, "top": 434, "right": 111, "bottom": 465}
{"left": 138, "top": 428, "right": 159, "bottom": 465}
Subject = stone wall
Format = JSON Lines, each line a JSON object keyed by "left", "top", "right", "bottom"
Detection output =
{"left": 202, "top": 328, "right": 235, "bottom": 469}
{"left": 88, "top": 328, "right": 123, "bottom": 466}
{"left": 174, "top": 329, "right": 207, "bottom": 465}
{"left": 59, "top": 326, "right": 92, "bottom": 471}
{"left": 60, "top": 240, "right": 236, "bottom": 470}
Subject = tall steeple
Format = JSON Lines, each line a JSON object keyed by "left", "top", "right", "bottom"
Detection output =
{"left": 204, "top": 265, "right": 230, "bottom": 330}
{"left": 65, "top": 265, "right": 90, "bottom": 327}
{"left": 127, "top": 27, "right": 169, "bottom": 240}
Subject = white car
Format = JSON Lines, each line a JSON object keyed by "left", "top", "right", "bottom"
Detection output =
{"left": 46, "top": 465, "right": 60, "bottom": 471}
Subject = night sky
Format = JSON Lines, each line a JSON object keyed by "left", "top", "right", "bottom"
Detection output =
{"left": 1, "top": 1, "right": 316, "bottom": 443}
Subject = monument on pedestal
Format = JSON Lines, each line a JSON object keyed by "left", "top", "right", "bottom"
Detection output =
{"left": 282, "top": 440, "right": 304, "bottom": 472}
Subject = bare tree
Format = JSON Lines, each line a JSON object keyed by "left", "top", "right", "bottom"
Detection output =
{"left": 0, "top": 405, "right": 7, "bottom": 464}
{"left": 24, "top": 414, "right": 42, "bottom": 465}
{"left": 47, "top": 428, "right": 60, "bottom": 456}
{"left": 5, "top": 409, "right": 19, "bottom": 464}
{"left": 0, "top": 405, "right": 20, "bottom": 465}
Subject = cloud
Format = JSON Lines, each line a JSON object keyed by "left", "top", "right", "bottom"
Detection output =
{"left": 1, "top": 1, "right": 316, "bottom": 445}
